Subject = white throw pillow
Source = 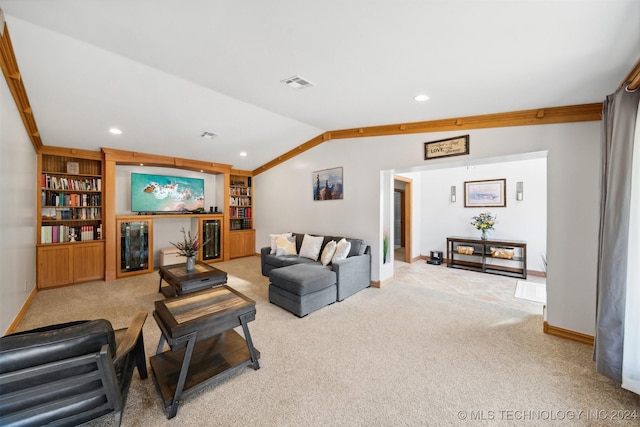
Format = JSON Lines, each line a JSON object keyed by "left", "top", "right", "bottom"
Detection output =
{"left": 270, "top": 232, "right": 292, "bottom": 254}
{"left": 332, "top": 238, "right": 351, "bottom": 263}
{"left": 320, "top": 240, "right": 337, "bottom": 266}
{"left": 275, "top": 235, "right": 297, "bottom": 256}
{"left": 299, "top": 234, "right": 324, "bottom": 261}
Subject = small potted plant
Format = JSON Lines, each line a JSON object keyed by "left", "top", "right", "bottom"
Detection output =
{"left": 170, "top": 227, "right": 207, "bottom": 272}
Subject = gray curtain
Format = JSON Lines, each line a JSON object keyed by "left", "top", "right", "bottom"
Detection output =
{"left": 594, "top": 85, "right": 640, "bottom": 382}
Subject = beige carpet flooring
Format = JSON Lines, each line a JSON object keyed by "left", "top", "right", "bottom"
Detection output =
{"left": 13, "top": 257, "right": 640, "bottom": 426}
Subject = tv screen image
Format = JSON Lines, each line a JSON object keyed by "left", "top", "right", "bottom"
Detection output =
{"left": 131, "top": 173, "right": 204, "bottom": 213}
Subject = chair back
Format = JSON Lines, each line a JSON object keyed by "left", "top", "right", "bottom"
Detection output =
{"left": 0, "top": 319, "right": 123, "bottom": 427}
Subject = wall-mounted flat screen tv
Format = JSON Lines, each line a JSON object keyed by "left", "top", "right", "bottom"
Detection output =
{"left": 131, "top": 172, "right": 205, "bottom": 213}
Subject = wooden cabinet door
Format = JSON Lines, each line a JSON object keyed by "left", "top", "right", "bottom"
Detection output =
{"left": 73, "top": 242, "right": 104, "bottom": 282}
{"left": 37, "top": 245, "right": 73, "bottom": 288}
{"left": 229, "top": 230, "right": 255, "bottom": 259}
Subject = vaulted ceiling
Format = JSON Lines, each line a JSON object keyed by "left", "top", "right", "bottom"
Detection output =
{"left": 1, "top": 1, "right": 639, "bottom": 171}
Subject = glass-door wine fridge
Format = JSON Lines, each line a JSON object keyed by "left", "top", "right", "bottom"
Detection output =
{"left": 117, "top": 219, "right": 151, "bottom": 276}
{"left": 201, "top": 219, "right": 221, "bottom": 260}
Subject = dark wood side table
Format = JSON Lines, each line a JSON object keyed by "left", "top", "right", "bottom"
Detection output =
{"left": 158, "top": 261, "right": 227, "bottom": 297}
{"left": 150, "top": 285, "right": 260, "bottom": 419}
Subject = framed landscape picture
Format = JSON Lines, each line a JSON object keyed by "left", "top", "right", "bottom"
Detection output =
{"left": 313, "top": 167, "right": 343, "bottom": 201}
{"left": 464, "top": 178, "right": 506, "bottom": 208}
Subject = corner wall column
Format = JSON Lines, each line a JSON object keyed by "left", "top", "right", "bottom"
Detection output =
{"left": 104, "top": 158, "right": 117, "bottom": 281}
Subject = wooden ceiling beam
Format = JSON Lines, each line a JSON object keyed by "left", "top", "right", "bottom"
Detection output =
{"left": 253, "top": 103, "right": 602, "bottom": 175}
{"left": 0, "top": 15, "right": 43, "bottom": 152}
{"left": 621, "top": 57, "right": 640, "bottom": 91}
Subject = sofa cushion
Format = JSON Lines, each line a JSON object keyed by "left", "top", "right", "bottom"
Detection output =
{"left": 332, "top": 238, "right": 351, "bottom": 263}
{"left": 299, "top": 234, "right": 324, "bottom": 261}
{"left": 320, "top": 240, "right": 337, "bottom": 266}
{"left": 346, "top": 238, "right": 367, "bottom": 256}
{"left": 322, "top": 236, "right": 366, "bottom": 257}
{"left": 276, "top": 235, "right": 297, "bottom": 256}
{"left": 269, "top": 264, "right": 337, "bottom": 296}
{"left": 264, "top": 253, "right": 317, "bottom": 268}
{"left": 270, "top": 232, "right": 292, "bottom": 254}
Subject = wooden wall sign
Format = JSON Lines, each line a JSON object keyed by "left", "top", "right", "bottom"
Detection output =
{"left": 424, "top": 135, "right": 469, "bottom": 160}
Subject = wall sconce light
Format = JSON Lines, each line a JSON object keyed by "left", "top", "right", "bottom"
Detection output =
{"left": 516, "top": 181, "right": 523, "bottom": 201}
{"left": 450, "top": 186, "right": 457, "bottom": 203}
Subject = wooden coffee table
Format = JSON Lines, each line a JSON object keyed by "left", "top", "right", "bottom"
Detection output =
{"left": 158, "top": 261, "right": 227, "bottom": 297}
{"left": 150, "top": 285, "right": 260, "bottom": 419}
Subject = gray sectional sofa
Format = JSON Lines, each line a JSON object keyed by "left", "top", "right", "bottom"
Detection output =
{"left": 261, "top": 233, "right": 371, "bottom": 316}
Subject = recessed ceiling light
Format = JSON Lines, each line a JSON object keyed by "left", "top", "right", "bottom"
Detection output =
{"left": 413, "top": 94, "right": 430, "bottom": 102}
{"left": 240, "top": 151, "right": 247, "bottom": 157}
{"left": 109, "top": 127, "right": 122, "bottom": 135}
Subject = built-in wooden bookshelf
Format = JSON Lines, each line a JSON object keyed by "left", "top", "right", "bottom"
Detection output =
{"left": 229, "top": 174, "right": 252, "bottom": 230}
{"left": 229, "top": 172, "right": 255, "bottom": 258}
{"left": 35, "top": 147, "right": 256, "bottom": 285}
{"left": 36, "top": 147, "right": 104, "bottom": 288}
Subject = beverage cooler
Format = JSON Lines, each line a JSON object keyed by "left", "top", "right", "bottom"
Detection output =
{"left": 202, "top": 219, "right": 221, "bottom": 260}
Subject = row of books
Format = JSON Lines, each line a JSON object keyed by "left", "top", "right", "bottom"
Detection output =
{"left": 229, "top": 186, "right": 251, "bottom": 196}
{"left": 42, "top": 191, "right": 102, "bottom": 207}
{"left": 41, "top": 224, "right": 103, "bottom": 244}
{"left": 230, "top": 218, "right": 252, "bottom": 230}
{"left": 229, "top": 207, "right": 251, "bottom": 218}
{"left": 42, "top": 174, "right": 102, "bottom": 191}
{"left": 41, "top": 207, "right": 102, "bottom": 220}
{"left": 230, "top": 196, "right": 251, "bottom": 207}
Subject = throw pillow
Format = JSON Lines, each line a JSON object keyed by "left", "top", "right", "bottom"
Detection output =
{"left": 270, "top": 232, "right": 292, "bottom": 254}
{"left": 299, "top": 234, "right": 324, "bottom": 261}
{"left": 332, "top": 238, "right": 351, "bottom": 263}
{"left": 320, "top": 240, "right": 337, "bottom": 266}
{"left": 275, "top": 235, "right": 297, "bottom": 256}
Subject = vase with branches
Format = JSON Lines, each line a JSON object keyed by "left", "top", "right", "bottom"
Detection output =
{"left": 170, "top": 227, "right": 209, "bottom": 271}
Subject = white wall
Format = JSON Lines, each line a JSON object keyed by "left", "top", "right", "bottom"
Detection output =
{"left": 254, "top": 122, "right": 600, "bottom": 335}
{"left": 115, "top": 165, "right": 222, "bottom": 268}
{"left": 410, "top": 157, "right": 547, "bottom": 272}
{"left": 0, "top": 76, "right": 37, "bottom": 334}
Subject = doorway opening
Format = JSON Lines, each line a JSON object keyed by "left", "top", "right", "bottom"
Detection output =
{"left": 393, "top": 176, "right": 412, "bottom": 263}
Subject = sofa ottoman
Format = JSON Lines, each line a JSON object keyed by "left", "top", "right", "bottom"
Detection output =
{"left": 269, "top": 264, "right": 337, "bottom": 317}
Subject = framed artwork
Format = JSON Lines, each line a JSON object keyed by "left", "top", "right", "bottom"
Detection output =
{"left": 424, "top": 135, "right": 469, "bottom": 160}
{"left": 66, "top": 161, "right": 80, "bottom": 174}
{"left": 313, "top": 167, "right": 343, "bottom": 200}
{"left": 464, "top": 178, "right": 506, "bottom": 208}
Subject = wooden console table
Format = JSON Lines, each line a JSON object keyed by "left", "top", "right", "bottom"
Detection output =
{"left": 150, "top": 286, "right": 260, "bottom": 419}
{"left": 446, "top": 236, "right": 527, "bottom": 279}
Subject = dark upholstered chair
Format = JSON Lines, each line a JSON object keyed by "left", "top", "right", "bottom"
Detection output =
{"left": 0, "top": 312, "right": 148, "bottom": 426}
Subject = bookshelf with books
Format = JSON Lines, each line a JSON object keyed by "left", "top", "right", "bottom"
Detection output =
{"left": 229, "top": 173, "right": 255, "bottom": 258}
{"left": 36, "top": 147, "right": 104, "bottom": 288}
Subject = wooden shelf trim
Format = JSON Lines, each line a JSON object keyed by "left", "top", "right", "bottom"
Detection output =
{"left": 116, "top": 213, "right": 223, "bottom": 221}
{"left": 40, "top": 145, "right": 103, "bottom": 160}
{"left": 102, "top": 148, "right": 232, "bottom": 174}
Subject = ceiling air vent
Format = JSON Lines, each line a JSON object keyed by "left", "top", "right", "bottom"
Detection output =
{"left": 281, "top": 75, "right": 315, "bottom": 89}
{"left": 201, "top": 131, "right": 217, "bottom": 139}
